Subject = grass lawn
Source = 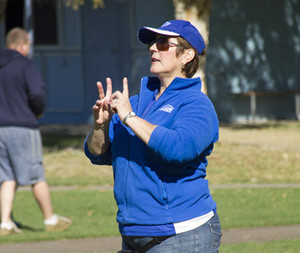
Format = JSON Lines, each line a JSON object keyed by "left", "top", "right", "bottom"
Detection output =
{"left": 42, "top": 121, "right": 300, "bottom": 186}
{"left": 207, "top": 122, "right": 300, "bottom": 185}
{"left": 214, "top": 187, "right": 300, "bottom": 229}
{"left": 0, "top": 121, "right": 299, "bottom": 252}
{"left": 0, "top": 187, "right": 299, "bottom": 245}
{"left": 0, "top": 190, "right": 118, "bottom": 244}
{"left": 221, "top": 239, "right": 300, "bottom": 253}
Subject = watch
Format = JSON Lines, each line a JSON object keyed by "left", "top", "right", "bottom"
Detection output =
{"left": 123, "top": 111, "right": 136, "bottom": 126}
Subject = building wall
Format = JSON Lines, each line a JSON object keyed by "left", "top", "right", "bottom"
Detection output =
{"left": 206, "top": 0, "right": 300, "bottom": 122}
{"left": 0, "top": 0, "right": 175, "bottom": 124}
{"left": 3, "top": 0, "right": 298, "bottom": 123}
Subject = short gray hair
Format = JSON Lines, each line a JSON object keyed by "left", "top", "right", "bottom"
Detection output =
{"left": 6, "top": 27, "right": 29, "bottom": 49}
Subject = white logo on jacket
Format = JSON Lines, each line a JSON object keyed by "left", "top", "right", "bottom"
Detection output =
{"left": 159, "top": 105, "right": 174, "bottom": 113}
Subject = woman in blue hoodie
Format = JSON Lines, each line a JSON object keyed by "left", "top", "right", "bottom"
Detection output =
{"left": 85, "top": 20, "right": 221, "bottom": 252}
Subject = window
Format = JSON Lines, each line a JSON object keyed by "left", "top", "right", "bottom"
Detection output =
{"left": 5, "top": 0, "right": 24, "bottom": 34}
{"left": 33, "top": 0, "right": 58, "bottom": 45}
{"left": 4, "top": 0, "right": 58, "bottom": 45}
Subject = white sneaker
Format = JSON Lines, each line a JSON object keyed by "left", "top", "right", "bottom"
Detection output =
{"left": 0, "top": 222, "right": 22, "bottom": 236}
{"left": 45, "top": 214, "right": 72, "bottom": 232}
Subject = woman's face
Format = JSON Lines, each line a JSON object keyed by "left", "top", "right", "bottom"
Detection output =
{"left": 148, "top": 36, "right": 186, "bottom": 79}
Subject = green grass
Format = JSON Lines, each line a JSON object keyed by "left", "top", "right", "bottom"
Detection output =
{"left": 207, "top": 122, "right": 300, "bottom": 185}
{"left": 213, "top": 188, "right": 300, "bottom": 229}
{"left": 41, "top": 132, "right": 85, "bottom": 152}
{"left": 1, "top": 121, "right": 299, "bottom": 252}
{"left": 0, "top": 190, "right": 118, "bottom": 244}
{"left": 42, "top": 132, "right": 114, "bottom": 186}
{"left": 1, "top": 187, "right": 299, "bottom": 245}
{"left": 220, "top": 239, "right": 300, "bottom": 253}
{"left": 42, "top": 121, "right": 300, "bottom": 186}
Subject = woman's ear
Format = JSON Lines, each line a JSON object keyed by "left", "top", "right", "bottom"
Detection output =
{"left": 182, "top": 49, "right": 196, "bottom": 65}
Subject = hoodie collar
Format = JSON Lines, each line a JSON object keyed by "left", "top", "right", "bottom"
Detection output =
{"left": 137, "top": 76, "right": 202, "bottom": 115}
{"left": 0, "top": 49, "right": 23, "bottom": 69}
{"left": 141, "top": 76, "right": 202, "bottom": 94}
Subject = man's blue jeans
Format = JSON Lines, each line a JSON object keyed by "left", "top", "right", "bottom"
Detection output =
{"left": 120, "top": 212, "right": 221, "bottom": 253}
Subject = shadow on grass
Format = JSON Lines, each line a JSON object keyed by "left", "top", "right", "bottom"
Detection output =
{"left": 220, "top": 120, "right": 300, "bottom": 130}
{"left": 40, "top": 124, "right": 91, "bottom": 151}
{"left": 14, "top": 219, "right": 42, "bottom": 232}
{"left": 18, "top": 223, "right": 43, "bottom": 232}
{"left": 41, "top": 133, "right": 85, "bottom": 152}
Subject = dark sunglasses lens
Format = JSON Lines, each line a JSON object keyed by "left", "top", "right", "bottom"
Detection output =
{"left": 148, "top": 38, "right": 169, "bottom": 51}
{"left": 156, "top": 38, "right": 169, "bottom": 51}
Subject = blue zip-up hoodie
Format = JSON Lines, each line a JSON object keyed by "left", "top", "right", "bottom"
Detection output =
{"left": 85, "top": 76, "right": 219, "bottom": 227}
{"left": 0, "top": 49, "right": 45, "bottom": 128}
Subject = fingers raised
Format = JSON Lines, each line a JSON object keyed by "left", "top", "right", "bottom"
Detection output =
{"left": 97, "top": 82, "right": 105, "bottom": 100}
{"left": 106, "top": 77, "right": 112, "bottom": 98}
{"left": 122, "top": 77, "right": 129, "bottom": 98}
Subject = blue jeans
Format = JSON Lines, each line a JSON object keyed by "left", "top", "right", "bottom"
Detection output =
{"left": 120, "top": 212, "right": 221, "bottom": 253}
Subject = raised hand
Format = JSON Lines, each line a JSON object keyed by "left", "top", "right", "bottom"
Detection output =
{"left": 92, "top": 78, "right": 113, "bottom": 127}
{"left": 109, "top": 77, "right": 133, "bottom": 123}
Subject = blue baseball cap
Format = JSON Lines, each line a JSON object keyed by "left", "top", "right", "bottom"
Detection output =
{"left": 138, "top": 20, "right": 205, "bottom": 54}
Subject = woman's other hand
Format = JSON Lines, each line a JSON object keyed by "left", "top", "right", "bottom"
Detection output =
{"left": 109, "top": 77, "right": 133, "bottom": 123}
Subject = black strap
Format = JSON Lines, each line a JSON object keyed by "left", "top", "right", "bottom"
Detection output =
{"left": 135, "top": 236, "right": 171, "bottom": 253}
{"left": 118, "top": 235, "right": 172, "bottom": 253}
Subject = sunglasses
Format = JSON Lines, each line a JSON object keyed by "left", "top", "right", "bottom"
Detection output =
{"left": 148, "top": 37, "right": 183, "bottom": 51}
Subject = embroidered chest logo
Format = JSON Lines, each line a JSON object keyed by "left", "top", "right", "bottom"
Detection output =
{"left": 159, "top": 104, "right": 174, "bottom": 113}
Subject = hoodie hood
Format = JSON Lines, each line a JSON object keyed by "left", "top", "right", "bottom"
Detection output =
{"left": 0, "top": 49, "right": 22, "bottom": 69}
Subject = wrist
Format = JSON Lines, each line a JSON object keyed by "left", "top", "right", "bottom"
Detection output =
{"left": 94, "top": 121, "right": 109, "bottom": 130}
{"left": 123, "top": 111, "right": 136, "bottom": 126}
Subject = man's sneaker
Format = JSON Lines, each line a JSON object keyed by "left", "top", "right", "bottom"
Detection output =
{"left": 45, "top": 215, "right": 72, "bottom": 232}
{"left": 0, "top": 222, "right": 22, "bottom": 236}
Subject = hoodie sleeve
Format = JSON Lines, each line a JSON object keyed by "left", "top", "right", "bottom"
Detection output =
{"left": 24, "top": 61, "right": 46, "bottom": 116}
{"left": 148, "top": 98, "right": 219, "bottom": 164}
{"left": 84, "top": 139, "right": 112, "bottom": 165}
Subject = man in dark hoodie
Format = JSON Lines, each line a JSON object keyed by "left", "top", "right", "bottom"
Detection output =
{"left": 0, "top": 27, "right": 72, "bottom": 235}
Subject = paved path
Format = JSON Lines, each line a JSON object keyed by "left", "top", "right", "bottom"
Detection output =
{"left": 0, "top": 224, "right": 299, "bottom": 253}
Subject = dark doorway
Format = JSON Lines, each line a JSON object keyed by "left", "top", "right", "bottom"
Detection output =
{"left": 5, "top": 0, "right": 24, "bottom": 34}
{"left": 33, "top": 0, "right": 58, "bottom": 45}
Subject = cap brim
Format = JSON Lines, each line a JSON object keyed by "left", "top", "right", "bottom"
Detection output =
{"left": 138, "top": 27, "right": 180, "bottom": 44}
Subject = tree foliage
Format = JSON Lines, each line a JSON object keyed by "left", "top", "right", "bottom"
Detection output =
{"left": 0, "top": 0, "right": 7, "bottom": 21}
{"left": 64, "top": 0, "right": 104, "bottom": 10}
{"left": 175, "top": 0, "right": 212, "bottom": 18}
